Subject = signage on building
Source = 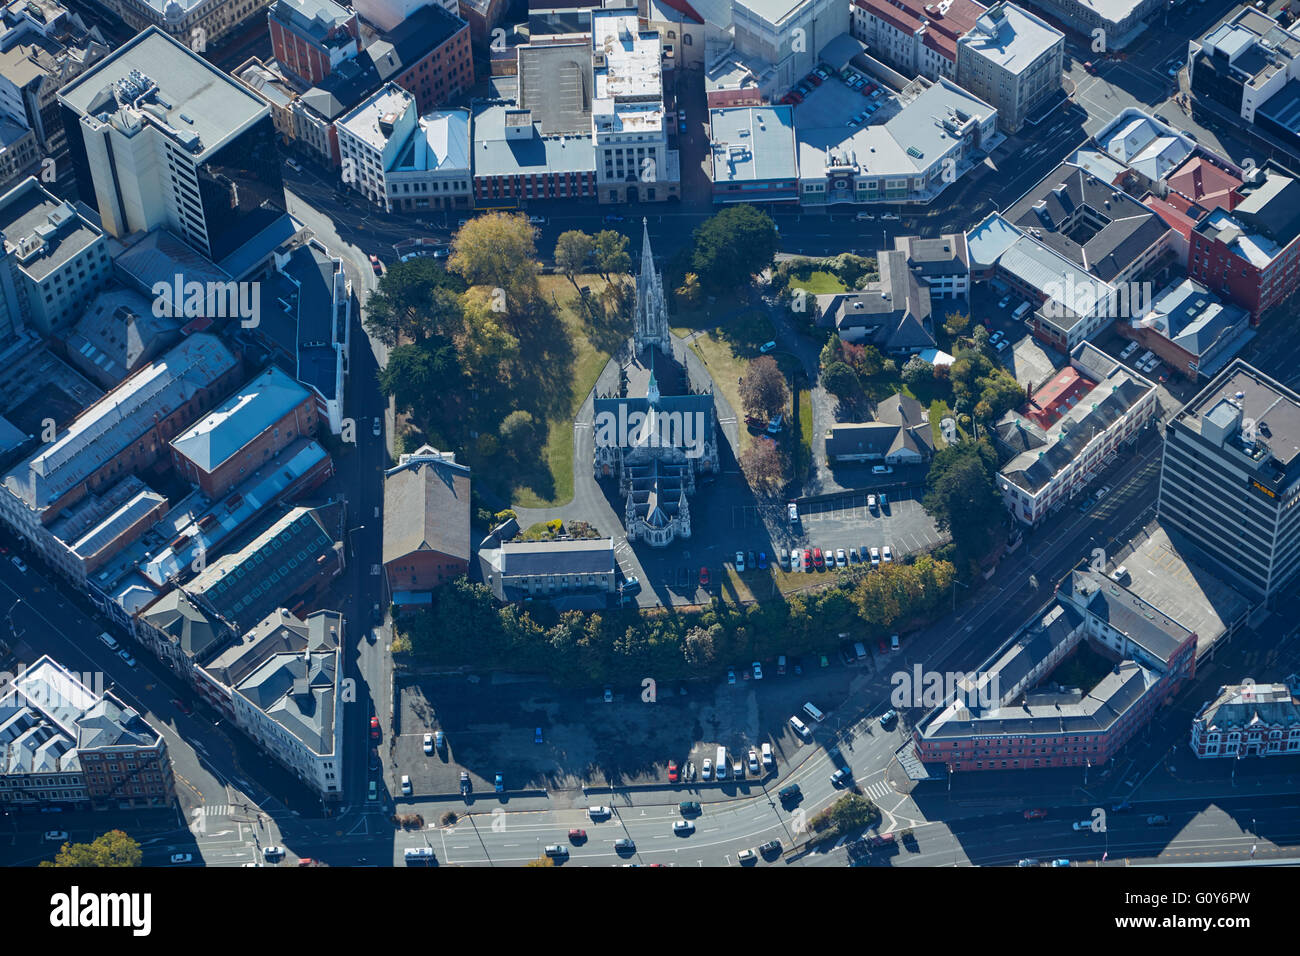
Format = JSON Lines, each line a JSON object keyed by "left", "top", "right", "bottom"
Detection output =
{"left": 1251, "top": 479, "right": 1277, "bottom": 499}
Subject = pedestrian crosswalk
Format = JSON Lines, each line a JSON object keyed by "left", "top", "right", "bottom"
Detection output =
{"left": 862, "top": 781, "right": 892, "bottom": 801}
{"left": 199, "top": 804, "right": 229, "bottom": 818}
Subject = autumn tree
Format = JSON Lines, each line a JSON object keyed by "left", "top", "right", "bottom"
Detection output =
{"left": 676, "top": 272, "right": 701, "bottom": 305}
{"left": 449, "top": 212, "right": 542, "bottom": 302}
{"left": 739, "top": 356, "right": 789, "bottom": 420}
{"left": 943, "top": 311, "right": 971, "bottom": 337}
{"left": 41, "top": 830, "right": 141, "bottom": 867}
{"left": 592, "top": 230, "right": 632, "bottom": 281}
{"left": 740, "top": 439, "right": 786, "bottom": 493}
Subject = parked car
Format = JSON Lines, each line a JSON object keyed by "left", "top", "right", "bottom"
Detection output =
{"left": 727, "top": 667, "right": 736, "bottom": 685}
{"left": 534, "top": 726, "right": 543, "bottom": 744}
{"left": 44, "top": 830, "right": 68, "bottom": 842}
{"left": 701, "top": 758, "right": 713, "bottom": 780}
{"left": 423, "top": 733, "right": 434, "bottom": 754}
{"left": 373, "top": 417, "right": 383, "bottom": 437}
{"left": 401, "top": 775, "right": 412, "bottom": 796}
{"left": 835, "top": 548, "right": 848, "bottom": 568}
{"left": 759, "top": 340, "right": 777, "bottom": 353}
{"left": 882, "top": 545, "right": 893, "bottom": 563}
{"left": 604, "top": 687, "right": 613, "bottom": 703}
{"left": 434, "top": 730, "right": 445, "bottom": 750}
{"left": 170, "top": 698, "right": 191, "bottom": 715}
{"left": 734, "top": 551, "right": 745, "bottom": 572}
{"left": 747, "top": 750, "right": 760, "bottom": 774}
{"left": 738, "top": 848, "right": 757, "bottom": 864}
{"left": 1146, "top": 814, "right": 1170, "bottom": 826}
{"left": 667, "top": 762, "right": 679, "bottom": 783}
{"left": 757, "top": 551, "right": 768, "bottom": 570}
{"left": 262, "top": 845, "right": 285, "bottom": 860}
{"left": 699, "top": 566, "right": 710, "bottom": 586}
{"left": 99, "top": 632, "right": 119, "bottom": 651}
{"left": 870, "top": 547, "right": 880, "bottom": 568}
{"left": 752, "top": 661, "right": 763, "bottom": 680}
{"left": 868, "top": 494, "right": 878, "bottom": 514}
{"left": 494, "top": 773, "right": 504, "bottom": 793}
{"left": 460, "top": 772, "right": 470, "bottom": 795}
{"left": 603, "top": 214, "right": 625, "bottom": 223}
{"left": 758, "top": 839, "right": 782, "bottom": 857}
{"left": 813, "top": 547, "right": 825, "bottom": 569}
{"left": 370, "top": 716, "right": 380, "bottom": 740}
{"left": 803, "top": 549, "right": 813, "bottom": 571}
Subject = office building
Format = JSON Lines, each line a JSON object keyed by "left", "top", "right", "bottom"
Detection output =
{"left": 955, "top": 1, "right": 1063, "bottom": 133}
{"left": 58, "top": 27, "right": 288, "bottom": 265}
{"left": 850, "top": 0, "right": 986, "bottom": 82}
{"left": 97, "top": 0, "right": 274, "bottom": 48}
{"left": 1159, "top": 360, "right": 1300, "bottom": 601}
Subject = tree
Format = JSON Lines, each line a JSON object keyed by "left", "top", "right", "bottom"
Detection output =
{"left": 500, "top": 410, "right": 540, "bottom": 449}
{"left": 901, "top": 354, "right": 931, "bottom": 389}
{"left": 739, "top": 356, "right": 789, "bottom": 420}
{"left": 377, "top": 335, "right": 460, "bottom": 414}
{"left": 592, "top": 230, "right": 632, "bottom": 282}
{"left": 683, "top": 624, "right": 720, "bottom": 665}
{"left": 363, "top": 259, "right": 466, "bottom": 347}
{"left": 691, "top": 204, "right": 778, "bottom": 291}
{"left": 676, "top": 272, "right": 701, "bottom": 305}
{"left": 554, "top": 230, "right": 595, "bottom": 289}
{"left": 740, "top": 439, "right": 786, "bottom": 493}
{"left": 820, "top": 334, "right": 843, "bottom": 374}
{"left": 822, "top": 361, "right": 859, "bottom": 398}
{"left": 458, "top": 286, "right": 521, "bottom": 383}
{"left": 525, "top": 855, "right": 556, "bottom": 867}
{"left": 41, "top": 830, "right": 141, "bottom": 867}
{"left": 971, "top": 324, "right": 990, "bottom": 351}
{"left": 943, "top": 311, "right": 971, "bottom": 337}
{"left": 923, "top": 440, "right": 1004, "bottom": 559}
{"left": 843, "top": 342, "right": 885, "bottom": 379}
{"left": 449, "top": 212, "right": 542, "bottom": 300}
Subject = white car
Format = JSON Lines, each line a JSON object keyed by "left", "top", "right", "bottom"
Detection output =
{"left": 882, "top": 545, "right": 893, "bottom": 563}
{"left": 735, "top": 551, "right": 745, "bottom": 572}
{"left": 835, "top": 548, "right": 847, "bottom": 568}
{"left": 870, "top": 547, "right": 881, "bottom": 568}
{"left": 98, "top": 632, "right": 118, "bottom": 651}
{"left": 423, "top": 733, "right": 434, "bottom": 754}
{"left": 588, "top": 805, "right": 611, "bottom": 818}
{"left": 401, "top": 775, "right": 412, "bottom": 796}
{"left": 44, "top": 830, "right": 68, "bottom": 842}
{"left": 752, "top": 661, "right": 763, "bottom": 680}
{"left": 761, "top": 742, "right": 774, "bottom": 768}
{"left": 373, "top": 417, "right": 383, "bottom": 438}
{"left": 673, "top": 820, "right": 695, "bottom": 835}
{"left": 262, "top": 845, "right": 285, "bottom": 860}
{"left": 701, "top": 758, "right": 713, "bottom": 780}
{"left": 170, "top": 853, "right": 193, "bottom": 864}
{"left": 790, "top": 548, "right": 802, "bottom": 571}
{"left": 10, "top": 555, "right": 27, "bottom": 572}
{"left": 855, "top": 211, "right": 875, "bottom": 222}
{"left": 747, "top": 750, "right": 760, "bottom": 774}
{"left": 867, "top": 494, "right": 878, "bottom": 513}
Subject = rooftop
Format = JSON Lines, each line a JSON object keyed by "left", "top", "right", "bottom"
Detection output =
{"left": 1058, "top": 567, "right": 1193, "bottom": 666}
{"left": 383, "top": 445, "right": 471, "bottom": 565}
{"left": 471, "top": 100, "right": 596, "bottom": 178}
{"left": 391, "top": 109, "right": 471, "bottom": 173}
{"left": 709, "top": 106, "right": 798, "bottom": 184}
{"left": 854, "top": 0, "right": 986, "bottom": 62}
{"left": 1096, "top": 112, "right": 1194, "bottom": 182}
{"left": 0, "top": 176, "right": 102, "bottom": 283}
{"left": 337, "top": 80, "right": 413, "bottom": 153}
{"left": 957, "top": 1, "right": 1062, "bottom": 74}
{"left": 499, "top": 537, "right": 615, "bottom": 576}
{"left": 170, "top": 365, "right": 312, "bottom": 474}
{"left": 1174, "top": 359, "right": 1300, "bottom": 475}
{"left": 516, "top": 40, "right": 592, "bottom": 136}
{"left": 59, "top": 26, "right": 270, "bottom": 161}
{"left": 1135, "top": 276, "right": 1250, "bottom": 367}
{"left": 64, "top": 286, "right": 181, "bottom": 386}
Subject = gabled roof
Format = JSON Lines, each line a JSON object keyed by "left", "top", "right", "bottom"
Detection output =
{"left": 170, "top": 365, "right": 312, "bottom": 473}
{"left": 382, "top": 445, "right": 471, "bottom": 565}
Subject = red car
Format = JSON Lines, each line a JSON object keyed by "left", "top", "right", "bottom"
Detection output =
{"left": 370, "top": 716, "right": 380, "bottom": 740}
{"left": 1083, "top": 61, "right": 1097, "bottom": 74}
{"left": 788, "top": 90, "right": 803, "bottom": 104}
{"left": 568, "top": 828, "right": 587, "bottom": 842}
{"left": 803, "top": 550, "right": 812, "bottom": 570}
{"left": 1024, "top": 808, "right": 1048, "bottom": 821}
{"left": 699, "top": 566, "right": 710, "bottom": 587}
{"left": 806, "top": 73, "right": 822, "bottom": 86}
{"left": 170, "top": 698, "right": 192, "bottom": 715}
{"left": 369, "top": 254, "right": 382, "bottom": 276}
{"left": 878, "top": 639, "right": 888, "bottom": 654}
{"left": 667, "top": 762, "right": 679, "bottom": 783}
{"left": 813, "top": 547, "right": 825, "bottom": 569}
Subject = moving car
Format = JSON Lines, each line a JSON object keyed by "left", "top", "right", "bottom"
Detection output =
{"left": 117, "top": 650, "right": 137, "bottom": 668}
{"left": 1146, "top": 814, "right": 1169, "bottom": 826}
{"left": 604, "top": 687, "right": 613, "bottom": 703}
{"left": 1018, "top": 858, "right": 1040, "bottom": 867}
{"left": 263, "top": 846, "right": 285, "bottom": 860}
{"left": 672, "top": 820, "right": 695, "bottom": 835}
{"left": 169, "top": 697, "right": 191, "bottom": 714}
{"left": 679, "top": 800, "right": 701, "bottom": 815}
{"left": 830, "top": 768, "right": 850, "bottom": 787}
{"left": 1052, "top": 859, "right": 1071, "bottom": 867}
{"left": 1024, "top": 808, "right": 1048, "bottom": 821}
{"left": 1072, "top": 820, "right": 1093, "bottom": 831}
{"left": 423, "top": 733, "right": 434, "bottom": 754}
{"left": 872, "top": 464, "right": 893, "bottom": 474}
{"left": 369, "top": 780, "right": 378, "bottom": 801}
{"left": 99, "top": 632, "right": 119, "bottom": 651}
{"left": 620, "top": 576, "right": 641, "bottom": 598}
{"left": 778, "top": 784, "right": 802, "bottom": 804}
{"left": 534, "top": 726, "right": 543, "bottom": 744}
{"left": 44, "top": 831, "right": 68, "bottom": 842}
{"left": 614, "top": 838, "right": 636, "bottom": 852}
{"left": 603, "top": 214, "right": 625, "bottom": 223}
{"left": 879, "top": 708, "right": 897, "bottom": 727}
{"left": 170, "top": 853, "right": 193, "bottom": 864}
{"left": 373, "top": 417, "right": 383, "bottom": 438}
{"left": 569, "top": 829, "right": 587, "bottom": 842}
{"left": 544, "top": 844, "right": 569, "bottom": 858}
{"left": 369, "top": 254, "right": 382, "bottom": 276}
{"left": 759, "top": 340, "right": 777, "bottom": 353}
{"left": 588, "top": 805, "right": 611, "bottom": 818}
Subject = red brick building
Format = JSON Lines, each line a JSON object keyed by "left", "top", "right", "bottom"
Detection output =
{"left": 1188, "top": 164, "right": 1300, "bottom": 323}
{"left": 170, "top": 366, "right": 319, "bottom": 499}
{"left": 268, "top": 0, "right": 361, "bottom": 87}
{"left": 383, "top": 445, "right": 471, "bottom": 603}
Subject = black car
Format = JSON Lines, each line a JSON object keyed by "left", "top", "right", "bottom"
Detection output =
{"left": 778, "top": 784, "right": 802, "bottom": 804}
{"left": 758, "top": 840, "right": 782, "bottom": 858}
{"left": 1146, "top": 814, "right": 1169, "bottom": 826}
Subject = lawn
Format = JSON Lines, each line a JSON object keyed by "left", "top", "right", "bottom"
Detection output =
{"left": 797, "top": 387, "right": 813, "bottom": 478}
{"left": 788, "top": 269, "right": 847, "bottom": 295}
{"left": 510, "top": 274, "right": 619, "bottom": 509}
{"left": 686, "top": 310, "right": 777, "bottom": 458}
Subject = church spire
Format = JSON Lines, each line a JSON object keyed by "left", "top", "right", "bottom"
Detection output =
{"left": 633, "top": 218, "right": 670, "bottom": 355}
{"left": 640, "top": 217, "right": 654, "bottom": 283}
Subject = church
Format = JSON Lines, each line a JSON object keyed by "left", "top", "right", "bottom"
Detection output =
{"left": 592, "top": 221, "right": 719, "bottom": 547}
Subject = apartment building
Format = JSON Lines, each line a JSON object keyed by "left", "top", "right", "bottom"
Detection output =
{"left": 98, "top": 0, "right": 275, "bottom": 48}
{"left": 955, "top": 1, "right": 1063, "bottom": 133}
{"left": 336, "top": 81, "right": 415, "bottom": 210}
{"left": 851, "top": 0, "right": 986, "bottom": 82}
{"left": 267, "top": 0, "right": 359, "bottom": 87}
{"left": 732, "top": 0, "right": 846, "bottom": 92}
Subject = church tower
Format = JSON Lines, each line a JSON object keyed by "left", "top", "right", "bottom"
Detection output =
{"left": 634, "top": 218, "right": 671, "bottom": 355}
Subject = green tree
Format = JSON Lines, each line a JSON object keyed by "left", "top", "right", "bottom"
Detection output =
{"left": 923, "top": 440, "right": 1004, "bottom": 560}
{"left": 41, "top": 830, "right": 141, "bottom": 867}
{"left": 820, "top": 333, "right": 842, "bottom": 374}
{"left": 363, "top": 259, "right": 466, "bottom": 347}
{"left": 971, "top": 324, "right": 990, "bottom": 351}
{"left": 901, "top": 354, "right": 931, "bottom": 389}
{"left": 691, "top": 204, "right": 778, "bottom": 291}
{"left": 593, "top": 230, "right": 632, "bottom": 282}
{"left": 554, "top": 230, "right": 595, "bottom": 289}
{"left": 943, "top": 311, "right": 971, "bottom": 337}
{"left": 843, "top": 342, "right": 885, "bottom": 379}
{"left": 377, "top": 335, "right": 460, "bottom": 414}
{"left": 499, "top": 409, "right": 540, "bottom": 449}
{"left": 822, "top": 361, "right": 859, "bottom": 398}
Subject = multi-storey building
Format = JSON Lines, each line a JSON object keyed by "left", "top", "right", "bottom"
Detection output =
{"left": 732, "top": 0, "right": 845, "bottom": 92}
{"left": 1116, "top": 277, "right": 1250, "bottom": 381}
{"left": 1159, "top": 360, "right": 1300, "bottom": 602}
{"left": 0, "top": 655, "right": 174, "bottom": 810}
{"left": 590, "top": 10, "right": 679, "bottom": 203}
{"left": 955, "top": 1, "right": 1062, "bottom": 133}
{"left": 851, "top": 0, "right": 986, "bottom": 82}
{"left": 58, "top": 26, "right": 288, "bottom": 266}
{"left": 336, "top": 81, "right": 414, "bottom": 209}
{"left": 170, "top": 365, "right": 319, "bottom": 499}
{"left": 0, "top": 0, "right": 110, "bottom": 156}
{"left": 197, "top": 608, "right": 345, "bottom": 799}
{"left": 267, "top": 0, "right": 359, "bottom": 88}
{"left": 1191, "top": 679, "right": 1300, "bottom": 759}
{"left": 0, "top": 115, "right": 36, "bottom": 188}
{"left": 914, "top": 563, "right": 1197, "bottom": 772}
{"left": 385, "top": 108, "right": 471, "bottom": 210}
{"left": 471, "top": 101, "right": 597, "bottom": 205}
{"left": 1187, "top": 164, "right": 1300, "bottom": 322}
{"left": 0, "top": 333, "right": 242, "bottom": 582}
{"left": 1018, "top": 0, "right": 1163, "bottom": 50}
{"left": 0, "top": 175, "right": 111, "bottom": 336}
{"left": 996, "top": 342, "right": 1158, "bottom": 525}
{"left": 97, "top": 0, "right": 276, "bottom": 49}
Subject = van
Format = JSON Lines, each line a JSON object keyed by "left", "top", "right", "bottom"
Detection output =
{"left": 715, "top": 746, "right": 728, "bottom": 779}
{"left": 761, "top": 742, "right": 774, "bottom": 767}
{"left": 733, "top": 757, "right": 744, "bottom": 778}
{"left": 404, "top": 847, "right": 435, "bottom": 863}
{"left": 98, "top": 632, "right": 119, "bottom": 651}
{"left": 1012, "top": 301, "right": 1031, "bottom": 320}
{"left": 853, "top": 641, "right": 867, "bottom": 662}
{"left": 789, "top": 715, "right": 811, "bottom": 739}
{"left": 803, "top": 702, "right": 825, "bottom": 723}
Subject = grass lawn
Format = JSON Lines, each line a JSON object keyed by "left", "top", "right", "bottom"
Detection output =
{"left": 686, "top": 310, "right": 777, "bottom": 458}
{"left": 788, "top": 269, "right": 847, "bottom": 295}
{"left": 928, "top": 398, "right": 968, "bottom": 446}
{"left": 510, "top": 274, "right": 618, "bottom": 509}
{"left": 797, "top": 387, "right": 813, "bottom": 478}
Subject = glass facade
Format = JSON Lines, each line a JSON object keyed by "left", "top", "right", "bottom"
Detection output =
{"left": 198, "top": 116, "right": 287, "bottom": 264}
